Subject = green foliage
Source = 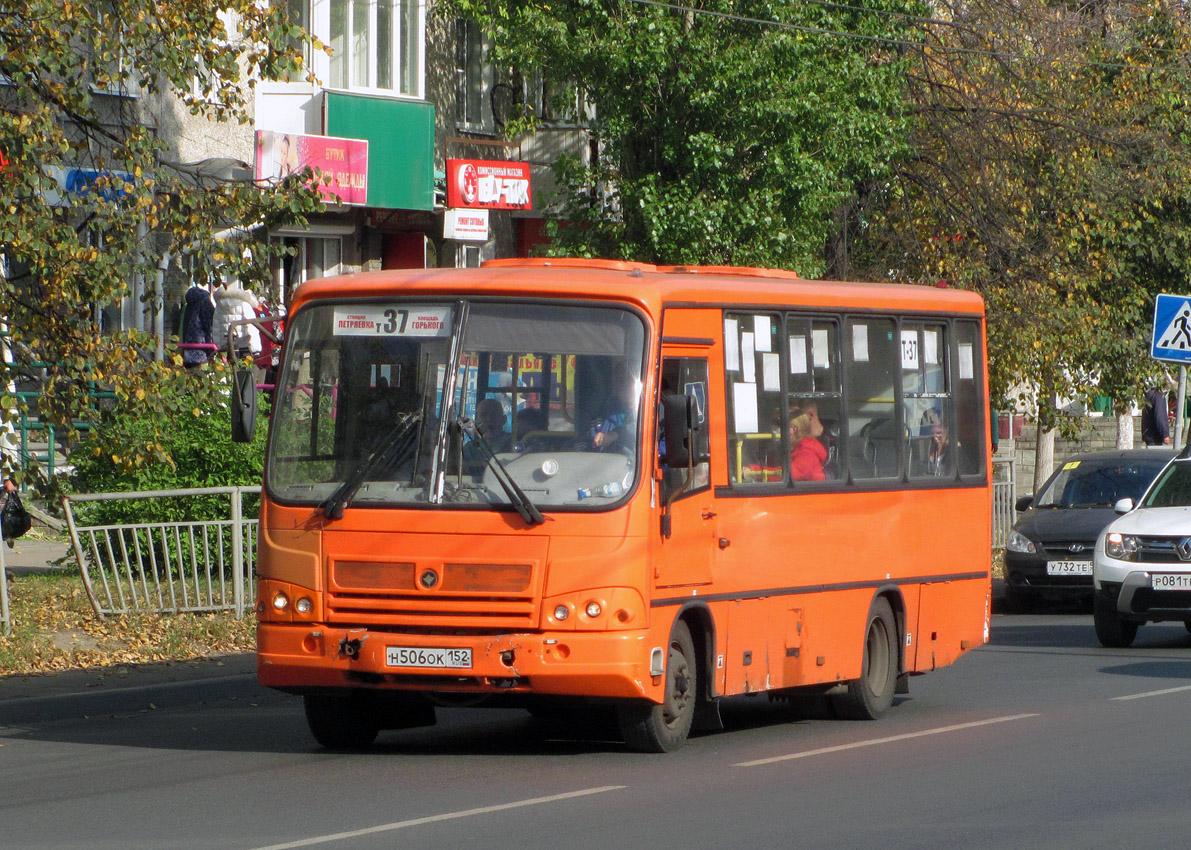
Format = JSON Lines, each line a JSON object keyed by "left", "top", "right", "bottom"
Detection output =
{"left": 0, "top": 0, "right": 325, "bottom": 475}
{"left": 68, "top": 365, "right": 267, "bottom": 525}
{"left": 851, "top": 0, "right": 1191, "bottom": 430}
{"left": 449, "top": 0, "right": 924, "bottom": 274}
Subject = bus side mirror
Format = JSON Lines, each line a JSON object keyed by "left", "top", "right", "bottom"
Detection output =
{"left": 661, "top": 393, "right": 695, "bottom": 467}
{"left": 231, "top": 369, "right": 257, "bottom": 443}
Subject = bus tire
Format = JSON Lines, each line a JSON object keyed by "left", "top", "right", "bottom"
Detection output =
{"left": 617, "top": 620, "right": 697, "bottom": 752}
{"left": 304, "top": 692, "right": 381, "bottom": 749}
{"left": 1093, "top": 592, "right": 1138, "bottom": 648}
{"left": 834, "top": 597, "right": 898, "bottom": 721}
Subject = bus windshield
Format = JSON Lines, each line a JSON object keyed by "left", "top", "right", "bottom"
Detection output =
{"left": 266, "top": 299, "right": 647, "bottom": 512}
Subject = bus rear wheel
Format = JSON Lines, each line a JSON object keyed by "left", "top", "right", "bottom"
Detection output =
{"left": 834, "top": 597, "right": 898, "bottom": 720}
{"left": 304, "top": 692, "right": 381, "bottom": 749}
{"left": 617, "top": 620, "right": 697, "bottom": 752}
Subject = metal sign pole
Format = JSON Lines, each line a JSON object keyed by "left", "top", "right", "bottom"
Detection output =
{"left": 1179, "top": 366, "right": 1188, "bottom": 452}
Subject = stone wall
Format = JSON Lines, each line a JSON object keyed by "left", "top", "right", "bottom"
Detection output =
{"left": 1001, "top": 415, "right": 1142, "bottom": 497}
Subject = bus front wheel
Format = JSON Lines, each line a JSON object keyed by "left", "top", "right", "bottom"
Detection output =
{"left": 304, "top": 692, "right": 381, "bottom": 749}
{"left": 617, "top": 620, "right": 697, "bottom": 752}
{"left": 834, "top": 597, "right": 898, "bottom": 720}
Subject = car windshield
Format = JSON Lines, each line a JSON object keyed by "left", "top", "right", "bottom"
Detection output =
{"left": 1141, "top": 460, "right": 1191, "bottom": 508}
{"left": 1034, "top": 457, "right": 1170, "bottom": 508}
{"left": 266, "top": 299, "right": 647, "bottom": 512}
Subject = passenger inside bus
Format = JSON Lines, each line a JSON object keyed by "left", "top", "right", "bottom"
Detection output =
{"left": 789, "top": 402, "right": 828, "bottom": 481}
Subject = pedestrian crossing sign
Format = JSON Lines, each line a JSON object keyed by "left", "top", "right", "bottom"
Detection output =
{"left": 1152, "top": 293, "right": 1191, "bottom": 363}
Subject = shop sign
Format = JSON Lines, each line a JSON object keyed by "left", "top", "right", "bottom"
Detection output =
{"left": 42, "top": 166, "right": 136, "bottom": 206}
{"left": 254, "top": 130, "right": 368, "bottom": 206}
{"left": 446, "top": 159, "right": 531, "bottom": 210}
{"left": 444, "top": 208, "right": 490, "bottom": 242}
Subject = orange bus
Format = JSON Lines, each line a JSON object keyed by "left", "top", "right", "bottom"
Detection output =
{"left": 245, "top": 258, "right": 991, "bottom": 752}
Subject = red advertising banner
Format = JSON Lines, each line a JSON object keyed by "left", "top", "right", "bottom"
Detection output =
{"left": 254, "top": 130, "right": 368, "bottom": 206}
{"left": 446, "top": 159, "right": 532, "bottom": 210}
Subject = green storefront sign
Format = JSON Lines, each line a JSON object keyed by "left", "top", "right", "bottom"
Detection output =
{"left": 324, "top": 92, "right": 434, "bottom": 211}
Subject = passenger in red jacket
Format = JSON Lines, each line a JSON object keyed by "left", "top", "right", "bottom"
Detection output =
{"left": 789, "top": 403, "right": 827, "bottom": 481}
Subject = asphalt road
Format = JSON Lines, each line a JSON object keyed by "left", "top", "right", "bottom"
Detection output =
{"left": 4, "top": 610, "right": 1191, "bottom": 850}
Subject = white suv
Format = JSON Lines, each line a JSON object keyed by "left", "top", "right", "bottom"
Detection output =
{"left": 1093, "top": 454, "right": 1191, "bottom": 647}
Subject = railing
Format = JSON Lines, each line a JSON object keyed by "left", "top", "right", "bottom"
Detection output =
{"left": 62, "top": 487, "right": 260, "bottom": 619}
{"left": 0, "top": 539, "right": 10, "bottom": 636}
{"left": 992, "top": 458, "right": 1016, "bottom": 550}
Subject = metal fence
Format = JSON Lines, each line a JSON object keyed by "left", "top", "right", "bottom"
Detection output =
{"left": 992, "top": 458, "right": 1016, "bottom": 550}
{"left": 0, "top": 542, "right": 10, "bottom": 636}
{"left": 63, "top": 487, "right": 260, "bottom": 619}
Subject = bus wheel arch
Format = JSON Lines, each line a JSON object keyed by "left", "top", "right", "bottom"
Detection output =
{"left": 833, "top": 592, "right": 901, "bottom": 721}
{"left": 617, "top": 613, "right": 703, "bottom": 752}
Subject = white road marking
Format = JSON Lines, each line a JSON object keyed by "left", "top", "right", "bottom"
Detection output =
{"left": 246, "top": 786, "right": 626, "bottom": 850}
{"left": 1111, "top": 684, "right": 1191, "bottom": 701}
{"left": 734, "top": 714, "right": 1040, "bottom": 767}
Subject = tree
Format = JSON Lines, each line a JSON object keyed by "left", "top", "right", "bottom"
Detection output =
{"left": 850, "top": 0, "right": 1191, "bottom": 481}
{"left": 449, "top": 0, "right": 925, "bottom": 274}
{"left": 0, "top": 0, "right": 324, "bottom": 479}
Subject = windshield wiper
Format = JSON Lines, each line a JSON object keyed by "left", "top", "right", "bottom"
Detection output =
{"left": 320, "top": 412, "right": 422, "bottom": 520}
{"left": 458, "top": 415, "right": 544, "bottom": 525}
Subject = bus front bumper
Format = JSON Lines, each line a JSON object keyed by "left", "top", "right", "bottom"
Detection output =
{"left": 256, "top": 623, "right": 661, "bottom": 701}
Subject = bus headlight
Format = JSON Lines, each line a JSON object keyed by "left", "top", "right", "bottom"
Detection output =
{"left": 295, "top": 597, "right": 312, "bottom": 614}
{"left": 1105, "top": 532, "right": 1139, "bottom": 561}
{"left": 272, "top": 592, "right": 289, "bottom": 611}
{"left": 554, "top": 605, "right": 570, "bottom": 621}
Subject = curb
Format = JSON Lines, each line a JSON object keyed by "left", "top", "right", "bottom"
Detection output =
{"left": 0, "top": 673, "right": 265, "bottom": 726}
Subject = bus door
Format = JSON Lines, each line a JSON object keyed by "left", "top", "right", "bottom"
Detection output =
{"left": 655, "top": 341, "right": 716, "bottom": 590}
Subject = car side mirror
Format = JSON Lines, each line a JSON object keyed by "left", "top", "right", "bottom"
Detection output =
{"left": 231, "top": 369, "right": 257, "bottom": 443}
{"left": 1014, "top": 494, "right": 1034, "bottom": 512}
{"left": 1113, "top": 497, "right": 1134, "bottom": 514}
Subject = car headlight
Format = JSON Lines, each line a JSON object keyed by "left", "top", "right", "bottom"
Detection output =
{"left": 1006, "top": 530, "right": 1037, "bottom": 554}
{"left": 1104, "top": 532, "right": 1140, "bottom": 561}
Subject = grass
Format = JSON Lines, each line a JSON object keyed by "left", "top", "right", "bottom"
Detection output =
{"left": 0, "top": 569, "right": 255, "bottom": 677}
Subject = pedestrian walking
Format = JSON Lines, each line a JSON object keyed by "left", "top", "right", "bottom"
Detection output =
{"left": 1142, "top": 384, "right": 1171, "bottom": 446}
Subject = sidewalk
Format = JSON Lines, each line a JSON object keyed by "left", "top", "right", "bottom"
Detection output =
{"left": 1, "top": 535, "right": 263, "bottom": 726}
{"left": 1, "top": 536, "right": 73, "bottom": 576}
{"left": 0, "top": 653, "right": 261, "bottom": 725}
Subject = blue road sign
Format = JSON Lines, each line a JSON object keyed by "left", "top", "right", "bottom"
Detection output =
{"left": 1152, "top": 294, "right": 1191, "bottom": 364}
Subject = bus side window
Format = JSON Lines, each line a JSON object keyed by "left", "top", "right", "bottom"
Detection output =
{"left": 725, "top": 312, "right": 783, "bottom": 484}
{"left": 953, "top": 321, "right": 986, "bottom": 477}
{"left": 844, "top": 318, "right": 899, "bottom": 480}
{"left": 659, "top": 357, "right": 710, "bottom": 501}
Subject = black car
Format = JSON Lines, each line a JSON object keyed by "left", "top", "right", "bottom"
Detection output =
{"left": 1003, "top": 448, "right": 1175, "bottom": 612}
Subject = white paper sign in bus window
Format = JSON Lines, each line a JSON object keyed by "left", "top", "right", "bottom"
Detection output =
{"left": 812, "top": 328, "right": 831, "bottom": 369}
{"left": 901, "top": 330, "right": 920, "bottom": 371}
{"left": 852, "top": 324, "right": 870, "bottom": 362}
{"left": 790, "top": 335, "right": 808, "bottom": 374}
{"left": 724, "top": 319, "right": 740, "bottom": 371}
{"left": 332, "top": 305, "right": 453, "bottom": 337}
{"left": 959, "top": 343, "right": 974, "bottom": 380}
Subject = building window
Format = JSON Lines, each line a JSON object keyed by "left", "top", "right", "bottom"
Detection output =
{"left": 273, "top": 235, "right": 343, "bottom": 306}
{"left": 295, "top": 0, "right": 423, "bottom": 97}
{"left": 456, "top": 18, "right": 492, "bottom": 131}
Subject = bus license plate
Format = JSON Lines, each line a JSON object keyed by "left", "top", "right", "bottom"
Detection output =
{"left": 386, "top": 646, "right": 473, "bottom": 669}
{"left": 1046, "top": 560, "right": 1091, "bottom": 576}
{"left": 1151, "top": 573, "right": 1191, "bottom": 590}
